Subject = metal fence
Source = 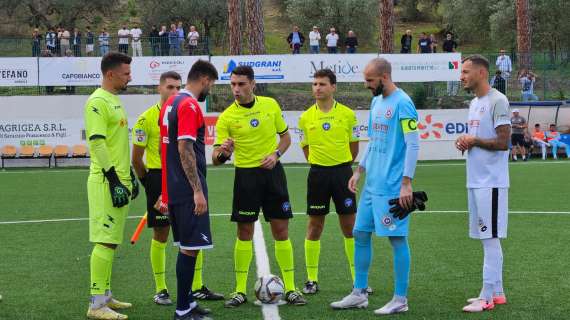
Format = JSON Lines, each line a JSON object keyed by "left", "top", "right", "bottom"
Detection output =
{"left": 0, "top": 39, "right": 568, "bottom": 107}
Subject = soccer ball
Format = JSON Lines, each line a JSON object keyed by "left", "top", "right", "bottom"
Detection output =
{"left": 254, "top": 274, "right": 285, "bottom": 304}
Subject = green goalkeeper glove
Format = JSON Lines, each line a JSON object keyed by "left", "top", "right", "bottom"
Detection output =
{"left": 130, "top": 168, "right": 139, "bottom": 200}
{"left": 102, "top": 166, "right": 131, "bottom": 208}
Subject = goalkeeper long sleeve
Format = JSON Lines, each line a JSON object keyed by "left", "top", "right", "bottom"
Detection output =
{"left": 88, "top": 137, "right": 112, "bottom": 171}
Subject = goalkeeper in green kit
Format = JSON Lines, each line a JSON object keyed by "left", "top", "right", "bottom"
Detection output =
{"left": 84, "top": 52, "right": 139, "bottom": 320}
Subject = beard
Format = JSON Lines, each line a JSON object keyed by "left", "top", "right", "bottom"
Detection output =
{"left": 197, "top": 88, "right": 209, "bottom": 102}
{"left": 371, "top": 82, "right": 384, "bottom": 97}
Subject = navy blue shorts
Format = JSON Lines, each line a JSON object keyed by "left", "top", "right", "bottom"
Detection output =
{"left": 169, "top": 200, "right": 213, "bottom": 251}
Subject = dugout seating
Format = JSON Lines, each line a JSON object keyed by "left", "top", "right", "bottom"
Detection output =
{"left": 1, "top": 144, "right": 17, "bottom": 168}
{"left": 19, "top": 145, "right": 36, "bottom": 158}
{"left": 54, "top": 145, "right": 70, "bottom": 158}
{"left": 71, "top": 144, "right": 88, "bottom": 158}
{"left": 38, "top": 145, "right": 54, "bottom": 167}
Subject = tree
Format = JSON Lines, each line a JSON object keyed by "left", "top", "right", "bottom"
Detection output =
{"left": 516, "top": 0, "right": 531, "bottom": 68}
{"left": 286, "top": 0, "right": 377, "bottom": 50}
{"left": 228, "top": 0, "right": 242, "bottom": 55}
{"left": 245, "top": 0, "right": 266, "bottom": 54}
{"left": 379, "top": 0, "right": 395, "bottom": 53}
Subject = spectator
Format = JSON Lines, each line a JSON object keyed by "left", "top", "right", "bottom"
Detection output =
{"left": 72, "top": 27, "right": 81, "bottom": 57}
{"left": 510, "top": 109, "right": 528, "bottom": 161}
{"left": 85, "top": 26, "right": 95, "bottom": 56}
{"left": 32, "top": 28, "right": 42, "bottom": 57}
{"left": 149, "top": 25, "right": 160, "bottom": 56}
{"left": 287, "top": 26, "right": 305, "bottom": 54}
{"left": 98, "top": 27, "right": 110, "bottom": 56}
{"left": 443, "top": 33, "right": 459, "bottom": 95}
{"left": 130, "top": 23, "right": 143, "bottom": 57}
{"left": 430, "top": 33, "right": 438, "bottom": 53}
{"left": 326, "top": 27, "right": 339, "bottom": 54}
{"left": 64, "top": 49, "right": 75, "bottom": 94}
{"left": 309, "top": 26, "right": 321, "bottom": 54}
{"left": 495, "top": 49, "right": 512, "bottom": 80}
{"left": 118, "top": 24, "right": 130, "bottom": 54}
{"left": 417, "top": 32, "right": 432, "bottom": 53}
{"left": 532, "top": 124, "right": 550, "bottom": 160}
{"left": 59, "top": 27, "right": 71, "bottom": 56}
{"left": 159, "top": 25, "right": 169, "bottom": 56}
{"left": 490, "top": 70, "right": 507, "bottom": 95}
{"left": 177, "top": 21, "right": 185, "bottom": 51}
{"left": 187, "top": 25, "right": 200, "bottom": 55}
{"left": 55, "top": 26, "right": 62, "bottom": 56}
{"left": 519, "top": 68, "right": 538, "bottom": 102}
{"left": 45, "top": 27, "right": 57, "bottom": 55}
{"left": 546, "top": 124, "right": 570, "bottom": 159}
{"left": 169, "top": 24, "right": 180, "bottom": 55}
{"left": 41, "top": 49, "right": 54, "bottom": 94}
{"left": 345, "top": 30, "right": 358, "bottom": 53}
{"left": 442, "top": 33, "right": 457, "bottom": 53}
{"left": 400, "top": 29, "right": 412, "bottom": 53}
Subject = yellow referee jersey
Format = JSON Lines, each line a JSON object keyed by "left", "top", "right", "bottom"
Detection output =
{"left": 215, "top": 96, "right": 288, "bottom": 168}
{"left": 299, "top": 101, "right": 359, "bottom": 166}
{"left": 132, "top": 103, "right": 162, "bottom": 169}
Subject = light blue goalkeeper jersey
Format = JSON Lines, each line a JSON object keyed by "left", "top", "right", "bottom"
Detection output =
{"left": 364, "top": 88, "right": 418, "bottom": 196}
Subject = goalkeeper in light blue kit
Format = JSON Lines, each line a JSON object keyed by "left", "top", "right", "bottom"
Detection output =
{"left": 331, "top": 58, "right": 420, "bottom": 315}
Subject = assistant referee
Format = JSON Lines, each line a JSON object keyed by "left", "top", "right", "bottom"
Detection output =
{"left": 298, "top": 69, "right": 360, "bottom": 295}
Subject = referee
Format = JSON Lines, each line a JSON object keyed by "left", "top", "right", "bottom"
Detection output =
{"left": 213, "top": 65, "right": 307, "bottom": 307}
{"left": 298, "top": 69, "right": 360, "bottom": 295}
{"left": 132, "top": 71, "right": 222, "bottom": 306}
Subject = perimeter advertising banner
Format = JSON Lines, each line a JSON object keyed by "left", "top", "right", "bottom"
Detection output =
{"left": 211, "top": 53, "right": 461, "bottom": 83}
{"left": 0, "top": 58, "right": 39, "bottom": 86}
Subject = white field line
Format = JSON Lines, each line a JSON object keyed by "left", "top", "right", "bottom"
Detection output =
{"left": 253, "top": 220, "right": 281, "bottom": 320}
{"left": 1, "top": 210, "right": 569, "bottom": 226}
{"left": 0, "top": 160, "right": 568, "bottom": 174}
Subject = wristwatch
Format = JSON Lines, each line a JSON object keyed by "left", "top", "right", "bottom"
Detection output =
{"left": 275, "top": 150, "right": 282, "bottom": 158}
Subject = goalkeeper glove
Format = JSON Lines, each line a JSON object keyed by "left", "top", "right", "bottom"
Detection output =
{"left": 102, "top": 166, "right": 131, "bottom": 208}
{"left": 130, "top": 168, "right": 139, "bottom": 200}
{"left": 388, "top": 191, "right": 428, "bottom": 220}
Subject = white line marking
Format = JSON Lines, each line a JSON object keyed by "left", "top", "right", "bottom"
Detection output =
{"left": 253, "top": 220, "right": 281, "bottom": 320}
{"left": 0, "top": 160, "right": 567, "bottom": 174}
{"left": 1, "top": 210, "right": 569, "bottom": 225}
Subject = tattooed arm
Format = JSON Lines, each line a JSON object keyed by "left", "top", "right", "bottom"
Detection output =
{"left": 178, "top": 139, "right": 207, "bottom": 214}
{"left": 473, "top": 124, "right": 511, "bottom": 150}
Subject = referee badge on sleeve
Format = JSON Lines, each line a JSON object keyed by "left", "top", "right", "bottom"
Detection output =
{"left": 135, "top": 129, "right": 146, "bottom": 143}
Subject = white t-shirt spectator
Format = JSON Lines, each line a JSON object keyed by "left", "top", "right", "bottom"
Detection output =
{"left": 60, "top": 30, "right": 70, "bottom": 46}
{"left": 187, "top": 31, "right": 199, "bottom": 46}
{"left": 309, "top": 31, "right": 321, "bottom": 46}
{"left": 118, "top": 29, "right": 130, "bottom": 44}
{"left": 326, "top": 33, "right": 339, "bottom": 47}
{"left": 130, "top": 28, "right": 142, "bottom": 42}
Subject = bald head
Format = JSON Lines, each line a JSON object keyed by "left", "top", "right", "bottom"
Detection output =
{"left": 365, "top": 58, "right": 392, "bottom": 78}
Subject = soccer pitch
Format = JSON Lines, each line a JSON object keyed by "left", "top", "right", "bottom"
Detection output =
{"left": 0, "top": 161, "right": 569, "bottom": 320}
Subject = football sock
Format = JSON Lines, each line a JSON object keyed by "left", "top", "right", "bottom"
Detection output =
{"left": 150, "top": 239, "right": 168, "bottom": 293}
{"left": 90, "top": 244, "right": 114, "bottom": 298}
{"left": 191, "top": 250, "right": 204, "bottom": 291}
{"left": 304, "top": 239, "right": 320, "bottom": 282}
{"left": 234, "top": 239, "right": 253, "bottom": 294}
{"left": 176, "top": 251, "right": 197, "bottom": 312}
{"left": 275, "top": 239, "right": 296, "bottom": 292}
{"left": 480, "top": 238, "right": 503, "bottom": 301}
{"left": 343, "top": 237, "right": 356, "bottom": 281}
{"left": 353, "top": 230, "right": 372, "bottom": 289}
{"left": 389, "top": 236, "right": 410, "bottom": 297}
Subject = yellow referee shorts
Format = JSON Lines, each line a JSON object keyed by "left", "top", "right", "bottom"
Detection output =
{"left": 87, "top": 178, "right": 131, "bottom": 245}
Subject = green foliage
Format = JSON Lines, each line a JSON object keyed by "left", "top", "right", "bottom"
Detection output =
{"left": 137, "top": 0, "right": 227, "bottom": 39}
{"left": 285, "top": 0, "right": 378, "bottom": 47}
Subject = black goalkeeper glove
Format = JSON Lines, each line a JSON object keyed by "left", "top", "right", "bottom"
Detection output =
{"left": 130, "top": 168, "right": 139, "bottom": 200}
{"left": 102, "top": 166, "right": 131, "bottom": 208}
{"left": 388, "top": 191, "right": 428, "bottom": 220}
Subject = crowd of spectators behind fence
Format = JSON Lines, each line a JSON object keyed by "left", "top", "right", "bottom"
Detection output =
{"left": 31, "top": 22, "right": 206, "bottom": 58}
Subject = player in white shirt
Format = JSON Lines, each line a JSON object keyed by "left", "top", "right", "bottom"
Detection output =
{"left": 456, "top": 55, "right": 511, "bottom": 313}
{"left": 130, "top": 24, "right": 143, "bottom": 57}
